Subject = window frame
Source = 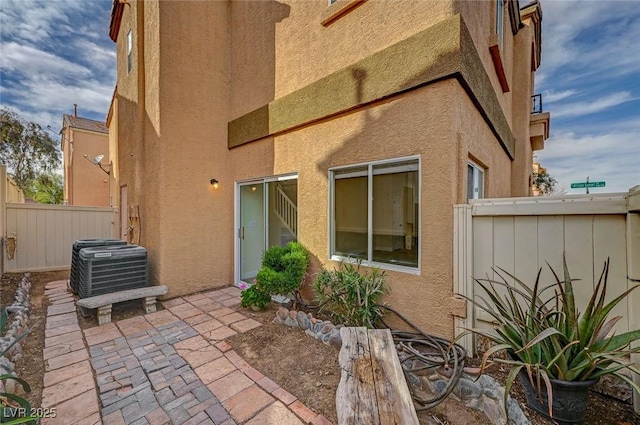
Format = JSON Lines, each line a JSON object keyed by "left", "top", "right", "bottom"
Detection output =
{"left": 328, "top": 155, "right": 421, "bottom": 275}
{"left": 126, "top": 29, "right": 133, "bottom": 74}
{"left": 467, "top": 160, "right": 485, "bottom": 201}
{"left": 495, "top": 0, "right": 504, "bottom": 49}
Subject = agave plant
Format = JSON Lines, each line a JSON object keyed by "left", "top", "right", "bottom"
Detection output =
{"left": 0, "top": 307, "right": 39, "bottom": 425}
{"left": 459, "top": 256, "right": 640, "bottom": 419}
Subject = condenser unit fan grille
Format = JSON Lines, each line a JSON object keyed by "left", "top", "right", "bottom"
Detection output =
{"left": 70, "top": 239, "right": 126, "bottom": 294}
{"left": 77, "top": 245, "right": 148, "bottom": 299}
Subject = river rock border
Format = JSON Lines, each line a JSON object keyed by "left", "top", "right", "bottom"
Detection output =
{"left": 398, "top": 354, "right": 531, "bottom": 425}
{"left": 0, "top": 272, "right": 33, "bottom": 394}
{"left": 273, "top": 307, "right": 343, "bottom": 349}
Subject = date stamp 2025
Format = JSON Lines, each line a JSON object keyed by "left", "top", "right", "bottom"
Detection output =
{"left": 5, "top": 407, "right": 57, "bottom": 418}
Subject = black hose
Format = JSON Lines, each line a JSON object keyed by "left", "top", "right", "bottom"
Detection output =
{"left": 378, "top": 305, "right": 467, "bottom": 411}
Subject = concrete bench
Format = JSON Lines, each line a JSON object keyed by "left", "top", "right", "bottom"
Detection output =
{"left": 337, "top": 327, "right": 419, "bottom": 425}
{"left": 76, "top": 285, "right": 168, "bottom": 325}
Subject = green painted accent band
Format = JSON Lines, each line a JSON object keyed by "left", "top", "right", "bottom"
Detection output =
{"left": 228, "top": 14, "right": 515, "bottom": 159}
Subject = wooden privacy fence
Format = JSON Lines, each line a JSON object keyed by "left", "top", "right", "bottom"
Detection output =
{"left": 453, "top": 187, "right": 640, "bottom": 413}
{"left": 3, "top": 202, "right": 117, "bottom": 272}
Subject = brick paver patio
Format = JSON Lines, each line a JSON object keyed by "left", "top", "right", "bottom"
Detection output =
{"left": 40, "top": 280, "right": 332, "bottom": 425}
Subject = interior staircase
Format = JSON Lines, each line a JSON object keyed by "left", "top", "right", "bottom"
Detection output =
{"left": 275, "top": 184, "right": 297, "bottom": 239}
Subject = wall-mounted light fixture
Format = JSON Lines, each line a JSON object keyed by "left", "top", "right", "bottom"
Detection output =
{"left": 83, "top": 154, "right": 110, "bottom": 175}
{"left": 210, "top": 179, "right": 219, "bottom": 189}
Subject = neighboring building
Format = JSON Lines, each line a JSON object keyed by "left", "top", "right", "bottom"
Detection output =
{"left": 5, "top": 175, "right": 25, "bottom": 203}
{"left": 108, "top": 0, "right": 550, "bottom": 338}
{"left": 61, "top": 108, "right": 111, "bottom": 206}
{"left": 532, "top": 161, "right": 546, "bottom": 196}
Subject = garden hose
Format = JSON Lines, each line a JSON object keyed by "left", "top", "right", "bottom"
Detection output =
{"left": 378, "top": 305, "right": 467, "bottom": 411}
{"left": 292, "top": 290, "right": 467, "bottom": 411}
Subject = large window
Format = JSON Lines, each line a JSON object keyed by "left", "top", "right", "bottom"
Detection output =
{"left": 467, "top": 161, "right": 485, "bottom": 200}
{"left": 330, "top": 157, "right": 419, "bottom": 272}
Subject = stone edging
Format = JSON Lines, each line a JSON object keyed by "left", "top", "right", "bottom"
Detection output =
{"left": 399, "top": 359, "right": 531, "bottom": 425}
{"left": 273, "top": 307, "right": 342, "bottom": 349}
{"left": 0, "top": 272, "right": 33, "bottom": 393}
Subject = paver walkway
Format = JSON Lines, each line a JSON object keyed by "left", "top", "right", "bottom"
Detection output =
{"left": 40, "top": 280, "right": 333, "bottom": 425}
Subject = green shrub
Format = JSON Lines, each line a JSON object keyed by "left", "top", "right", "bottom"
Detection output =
{"left": 240, "top": 285, "right": 272, "bottom": 309}
{"left": 240, "top": 242, "right": 310, "bottom": 309}
{"left": 313, "top": 261, "right": 389, "bottom": 328}
{"left": 262, "top": 245, "right": 287, "bottom": 271}
{"left": 281, "top": 250, "right": 309, "bottom": 293}
{"left": 256, "top": 267, "right": 286, "bottom": 295}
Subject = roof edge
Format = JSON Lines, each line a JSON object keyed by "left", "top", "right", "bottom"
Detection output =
{"left": 520, "top": 0, "right": 543, "bottom": 70}
{"left": 109, "top": 0, "right": 125, "bottom": 42}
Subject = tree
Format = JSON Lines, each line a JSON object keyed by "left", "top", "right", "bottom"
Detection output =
{"left": 0, "top": 108, "right": 61, "bottom": 191}
{"left": 23, "top": 173, "right": 64, "bottom": 204}
{"left": 532, "top": 168, "right": 562, "bottom": 196}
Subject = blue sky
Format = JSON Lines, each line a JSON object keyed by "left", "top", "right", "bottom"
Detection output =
{"left": 0, "top": 0, "right": 638, "bottom": 194}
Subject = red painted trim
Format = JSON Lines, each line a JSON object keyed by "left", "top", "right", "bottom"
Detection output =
{"left": 489, "top": 44, "right": 510, "bottom": 93}
{"left": 109, "top": 0, "right": 124, "bottom": 42}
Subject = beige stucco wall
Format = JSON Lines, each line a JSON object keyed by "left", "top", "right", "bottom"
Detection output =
{"left": 107, "top": 93, "right": 120, "bottom": 231}
{"left": 62, "top": 127, "right": 110, "bottom": 207}
{"left": 511, "top": 16, "right": 538, "bottom": 196}
{"left": 115, "top": 0, "right": 233, "bottom": 294}
{"left": 227, "top": 79, "right": 512, "bottom": 338}
{"left": 112, "top": 0, "right": 541, "bottom": 337}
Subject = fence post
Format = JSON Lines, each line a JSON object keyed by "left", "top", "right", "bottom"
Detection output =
{"left": 453, "top": 204, "right": 474, "bottom": 356}
{"left": 0, "top": 165, "right": 5, "bottom": 275}
{"left": 627, "top": 186, "right": 640, "bottom": 414}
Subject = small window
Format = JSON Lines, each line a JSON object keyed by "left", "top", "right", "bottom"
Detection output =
{"left": 329, "top": 0, "right": 339, "bottom": 4}
{"left": 330, "top": 157, "right": 420, "bottom": 271}
{"left": 495, "top": 0, "right": 504, "bottom": 49}
{"left": 126, "top": 29, "right": 133, "bottom": 73}
{"left": 467, "top": 161, "right": 485, "bottom": 200}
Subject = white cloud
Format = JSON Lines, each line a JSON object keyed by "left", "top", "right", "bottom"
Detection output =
{"left": 0, "top": 1, "right": 115, "bottom": 129}
{"left": 0, "top": 42, "right": 91, "bottom": 77}
{"left": 0, "top": 0, "right": 84, "bottom": 43}
{"left": 543, "top": 90, "right": 577, "bottom": 103}
{"left": 74, "top": 39, "right": 117, "bottom": 68}
{"left": 551, "top": 91, "right": 636, "bottom": 118}
{"left": 536, "top": 126, "right": 640, "bottom": 193}
{"left": 4, "top": 78, "right": 113, "bottom": 120}
{"left": 538, "top": 1, "right": 640, "bottom": 82}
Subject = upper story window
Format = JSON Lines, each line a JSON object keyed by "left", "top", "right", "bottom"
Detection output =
{"left": 126, "top": 29, "right": 133, "bottom": 74}
{"left": 495, "top": 0, "right": 504, "bottom": 49}
{"left": 322, "top": 0, "right": 365, "bottom": 26}
{"left": 467, "top": 161, "right": 485, "bottom": 200}
{"left": 330, "top": 157, "right": 420, "bottom": 272}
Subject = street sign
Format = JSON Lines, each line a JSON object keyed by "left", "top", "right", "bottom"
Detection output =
{"left": 571, "top": 181, "right": 605, "bottom": 188}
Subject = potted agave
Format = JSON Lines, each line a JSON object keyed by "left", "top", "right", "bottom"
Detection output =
{"left": 460, "top": 256, "right": 640, "bottom": 424}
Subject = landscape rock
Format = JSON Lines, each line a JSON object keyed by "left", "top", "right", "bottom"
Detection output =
{"left": 1, "top": 273, "right": 33, "bottom": 392}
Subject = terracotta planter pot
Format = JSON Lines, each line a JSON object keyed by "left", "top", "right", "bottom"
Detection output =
{"left": 518, "top": 369, "right": 598, "bottom": 424}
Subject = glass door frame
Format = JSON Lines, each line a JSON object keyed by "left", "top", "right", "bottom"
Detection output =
{"left": 234, "top": 173, "right": 298, "bottom": 287}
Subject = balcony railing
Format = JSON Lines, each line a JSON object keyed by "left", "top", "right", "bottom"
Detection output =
{"left": 531, "top": 93, "right": 543, "bottom": 114}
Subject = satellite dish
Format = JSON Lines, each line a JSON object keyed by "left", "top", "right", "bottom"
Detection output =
{"left": 93, "top": 154, "right": 104, "bottom": 165}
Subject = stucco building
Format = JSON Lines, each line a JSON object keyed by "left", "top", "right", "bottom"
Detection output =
{"left": 61, "top": 109, "right": 111, "bottom": 206}
{"left": 108, "top": 0, "right": 550, "bottom": 337}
